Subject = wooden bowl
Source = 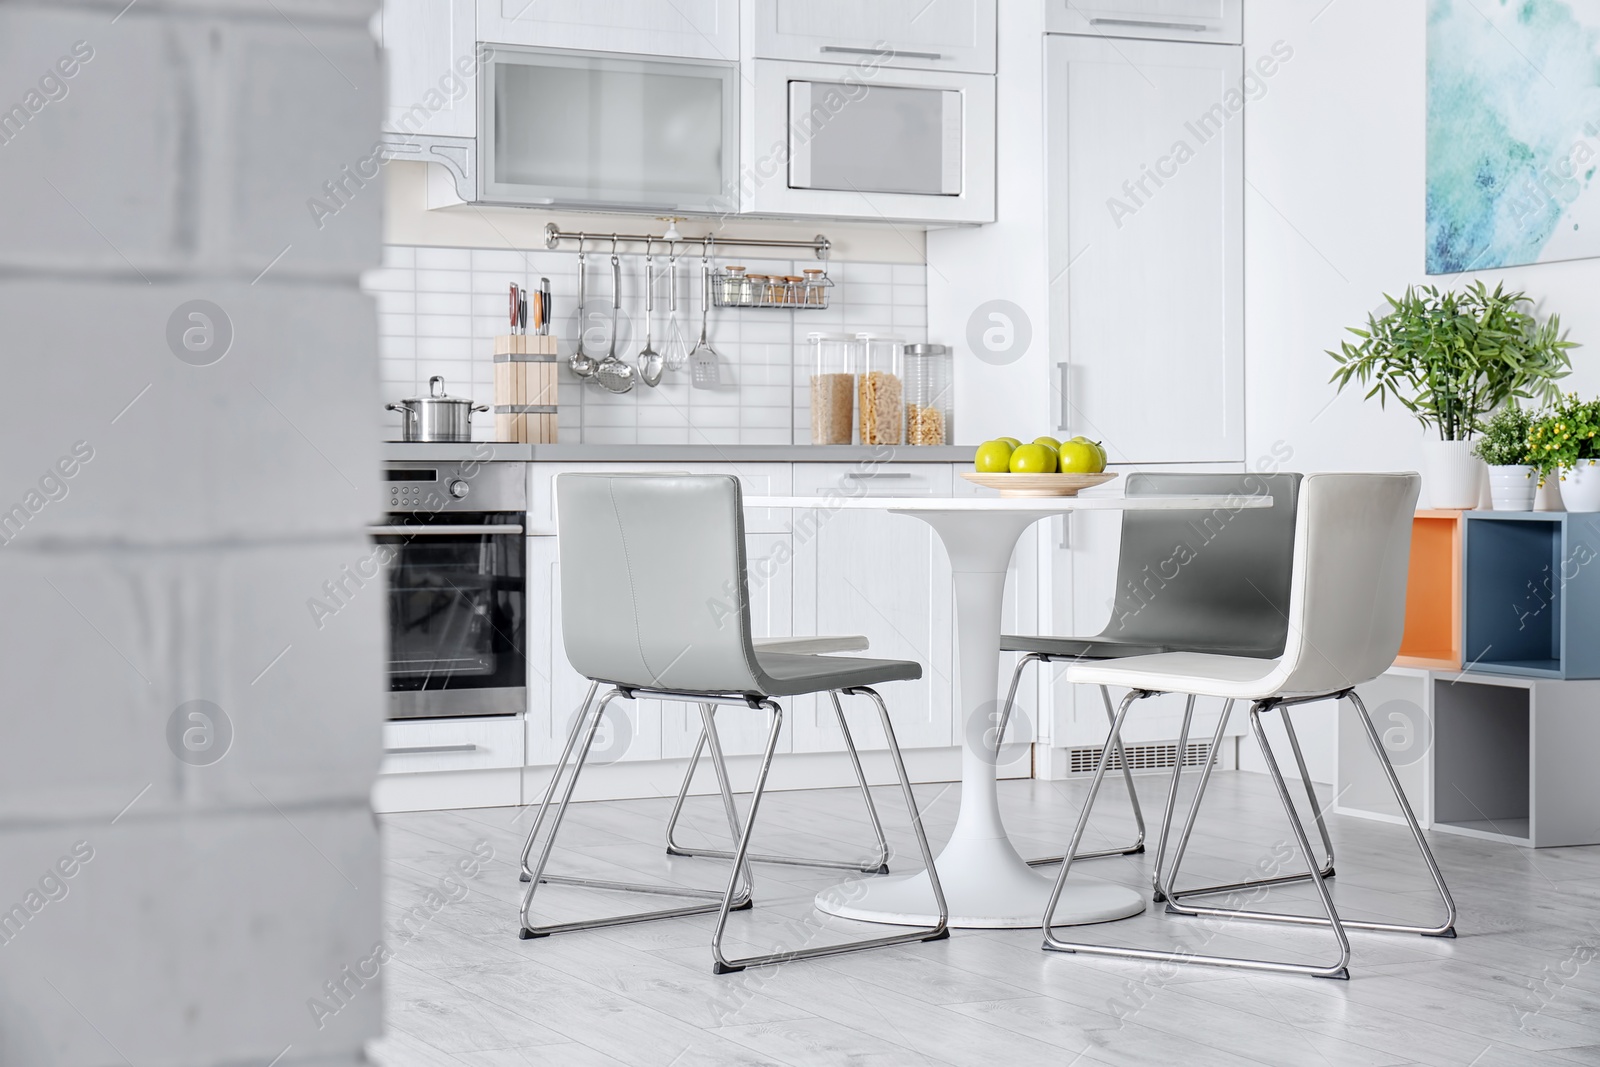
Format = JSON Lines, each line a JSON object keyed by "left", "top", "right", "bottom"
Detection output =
{"left": 960, "top": 471, "right": 1119, "bottom": 498}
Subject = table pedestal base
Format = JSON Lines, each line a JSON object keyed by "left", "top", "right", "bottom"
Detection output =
{"left": 815, "top": 832, "right": 1145, "bottom": 929}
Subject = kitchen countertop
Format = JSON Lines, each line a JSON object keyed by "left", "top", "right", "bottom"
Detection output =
{"left": 383, "top": 443, "right": 978, "bottom": 464}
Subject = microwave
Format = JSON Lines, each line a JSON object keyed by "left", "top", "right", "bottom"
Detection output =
{"left": 745, "top": 60, "right": 995, "bottom": 223}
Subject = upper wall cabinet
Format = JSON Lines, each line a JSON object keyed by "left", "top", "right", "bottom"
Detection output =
{"left": 751, "top": 0, "right": 996, "bottom": 74}
{"left": 1045, "top": 0, "right": 1242, "bottom": 45}
{"left": 744, "top": 60, "right": 995, "bottom": 223}
{"left": 476, "top": 0, "right": 739, "bottom": 60}
{"left": 378, "top": 0, "right": 479, "bottom": 137}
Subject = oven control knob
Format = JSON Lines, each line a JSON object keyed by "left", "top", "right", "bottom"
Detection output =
{"left": 447, "top": 478, "right": 469, "bottom": 499}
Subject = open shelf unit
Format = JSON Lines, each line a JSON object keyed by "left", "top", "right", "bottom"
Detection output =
{"left": 1462, "top": 511, "right": 1600, "bottom": 679}
{"left": 1394, "top": 510, "right": 1464, "bottom": 670}
{"left": 1430, "top": 673, "right": 1600, "bottom": 847}
{"left": 1335, "top": 667, "right": 1600, "bottom": 847}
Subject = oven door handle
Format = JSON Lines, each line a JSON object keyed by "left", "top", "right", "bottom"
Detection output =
{"left": 383, "top": 743, "right": 481, "bottom": 755}
{"left": 368, "top": 524, "right": 525, "bottom": 536}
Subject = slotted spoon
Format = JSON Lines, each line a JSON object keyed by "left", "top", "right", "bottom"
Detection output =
{"left": 689, "top": 256, "right": 720, "bottom": 389}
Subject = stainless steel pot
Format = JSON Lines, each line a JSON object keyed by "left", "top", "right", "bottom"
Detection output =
{"left": 387, "top": 376, "right": 488, "bottom": 443}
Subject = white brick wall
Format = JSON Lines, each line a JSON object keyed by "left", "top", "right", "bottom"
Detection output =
{"left": 0, "top": 3, "right": 383, "bottom": 1065}
{"left": 365, "top": 245, "right": 930, "bottom": 445}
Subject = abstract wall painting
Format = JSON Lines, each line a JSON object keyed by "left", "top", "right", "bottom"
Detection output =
{"left": 1428, "top": 0, "right": 1600, "bottom": 273}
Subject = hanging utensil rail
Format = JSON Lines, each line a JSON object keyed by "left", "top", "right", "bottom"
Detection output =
{"left": 543, "top": 222, "right": 829, "bottom": 260}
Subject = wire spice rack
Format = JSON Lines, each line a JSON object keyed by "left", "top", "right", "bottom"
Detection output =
{"left": 710, "top": 268, "right": 833, "bottom": 310}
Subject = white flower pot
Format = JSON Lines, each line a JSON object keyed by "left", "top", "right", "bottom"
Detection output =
{"left": 1487, "top": 465, "right": 1536, "bottom": 510}
{"left": 1421, "top": 438, "right": 1482, "bottom": 509}
{"left": 1560, "top": 459, "right": 1600, "bottom": 511}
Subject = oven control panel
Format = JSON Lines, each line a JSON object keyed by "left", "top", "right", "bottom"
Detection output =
{"left": 383, "top": 460, "right": 525, "bottom": 514}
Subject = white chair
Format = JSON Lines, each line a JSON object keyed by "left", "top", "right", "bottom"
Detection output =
{"left": 1041, "top": 472, "right": 1456, "bottom": 979}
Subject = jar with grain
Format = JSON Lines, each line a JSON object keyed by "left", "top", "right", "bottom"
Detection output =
{"left": 808, "top": 332, "right": 855, "bottom": 445}
{"left": 856, "top": 333, "right": 904, "bottom": 446}
{"left": 904, "top": 343, "right": 951, "bottom": 446}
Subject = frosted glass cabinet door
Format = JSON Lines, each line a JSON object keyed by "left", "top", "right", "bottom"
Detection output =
{"left": 480, "top": 47, "right": 738, "bottom": 212}
{"left": 1046, "top": 34, "right": 1243, "bottom": 463}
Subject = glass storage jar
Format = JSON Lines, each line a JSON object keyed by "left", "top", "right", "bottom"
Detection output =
{"left": 719, "top": 265, "right": 748, "bottom": 305}
{"left": 802, "top": 268, "right": 829, "bottom": 307}
{"left": 746, "top": 274, "right": 771, "bottom": 305}
{"left": 809, "top": 332, "right": 856, "bottom": 445}
{"left": 904, "top": 343, "right": 952, "bottom": 445}
{"left": 855, "top": 333, "right": 904, "bottom": 446}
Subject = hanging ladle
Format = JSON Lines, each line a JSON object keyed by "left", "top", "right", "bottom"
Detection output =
{"left": 568, "top": 237, "right": 597, "bottom": 380}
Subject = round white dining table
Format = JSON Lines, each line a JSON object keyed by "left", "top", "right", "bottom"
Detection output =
{"left": 744, "top": 490, "right": 1271, "bottom": 929}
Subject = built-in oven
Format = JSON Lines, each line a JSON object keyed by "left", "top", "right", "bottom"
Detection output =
{"left": 372, "top": 460, "right": 526, "bottom": 720}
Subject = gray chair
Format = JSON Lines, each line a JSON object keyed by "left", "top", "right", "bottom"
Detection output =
{"left": 995, "top": 473, "right": 1318, "bottom": 894}
{"left": 517, "top": 472, "right": 947, "bottom": 973}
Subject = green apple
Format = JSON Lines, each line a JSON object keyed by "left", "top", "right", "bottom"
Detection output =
{"left": 1033, "top": 436, "right": 1062, "bottom": 452}
{"left": 997, "top": 436, "right": 1022, "bottom": 450}
{"left": 974, "top": 439, "right": 1015, "bottom": 473}
{"left": 1009, "top": 443, "right": 1057, "bottom": 474}
{"left": 1057, "top": 441, "right": 1099, "bottom": 473}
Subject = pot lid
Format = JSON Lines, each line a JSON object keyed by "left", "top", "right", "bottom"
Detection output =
{"left": 397, "top": 375, "right": 472, "bottom": 404}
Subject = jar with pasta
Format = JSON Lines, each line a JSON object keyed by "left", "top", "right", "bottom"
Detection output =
{"left": 809, "top": 332, "right": 855, "bottom": 445}
{"left": 855, "top": 334, "right": 904, "bottom": 446}
{"left": 904, "top": 343, "right": 951, "bottom": 446}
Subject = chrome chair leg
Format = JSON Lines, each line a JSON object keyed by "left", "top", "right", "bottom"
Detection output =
{"left": 519, "top": 691, "right": 753, "bottom": 939}
{"left": 1043, "top": 694, "right": 1353, "bottom": 980}
{"left": 520, "top": 680, "right": 599, "bottom": 882}
{"left": 1148, "top": 694, "right": 1199, "bottom": 901}
{"left": 1163, "top": 693, "right": 1455, "bottom": 939}
{"left": 664, "top": 691, "right": 892, "bottom": 874}
{"left": 996, "top": 654, "right": 1146, "bottom": 864}
{"left": 1156, "top": 698, "right": 1336, "bottom": 906}
{"left": 711, "top": 687, "right": 949, "bottom": 974}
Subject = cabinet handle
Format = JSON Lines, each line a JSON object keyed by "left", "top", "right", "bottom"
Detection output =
{"left": 843, "top": 472, "right": 915, "bottom": 479}
{"left": 383, "top": 743, "right": 481, "bottom": 755}
{"left": 821, "top": 45, "right": 945, "bottom": 61}
{"left": 1087, "top": 17, "right": 1209, "bottom": 32}
{"left": 1057, "top": 363, "right": 1072, "bottom": 434}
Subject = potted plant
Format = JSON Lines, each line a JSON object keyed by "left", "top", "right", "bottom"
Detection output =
{"left": 1528, "top": 394, "right": 1600, "bottom": 511}
{"left": 1472, "top": 404, "right": 1535, "bottom": 510}
{"left": 1328, "top": 281, "right": 1575, "bottom": 508}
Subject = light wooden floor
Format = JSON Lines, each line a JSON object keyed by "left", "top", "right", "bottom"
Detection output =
{"left": 369, "top": 771, "right": 1600, "bottom": 1067}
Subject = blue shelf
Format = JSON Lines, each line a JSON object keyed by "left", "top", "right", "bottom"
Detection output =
{"left": 1462, "top": 512, "right": 1600, "bottom": 680}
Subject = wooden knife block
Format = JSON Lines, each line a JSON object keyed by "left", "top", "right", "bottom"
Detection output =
{"left": 492, "top": 334, "right": 558, "bottom": 444}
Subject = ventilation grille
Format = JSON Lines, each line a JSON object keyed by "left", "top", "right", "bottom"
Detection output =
{"left": 1067, "top": 740, "right": 1215, "bottom": 775}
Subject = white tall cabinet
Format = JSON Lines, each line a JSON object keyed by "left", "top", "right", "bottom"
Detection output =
{"left": 1045, "top": 34, "right": 1243, "bottom": 464}
{"left": 927, "top": 10, "right": 1247, "bottom": 759}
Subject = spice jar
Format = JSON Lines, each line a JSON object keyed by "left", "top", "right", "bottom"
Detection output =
{"left": 719, "top": 265, "right": 748, "bottom": 305}
{"left": 809, "top": 332, "right": 855, "bottom": 445}
{"left": 904, "top": 343, "right": 952, "bottom": 445}
{"left": 746, "top": 274, "right": 770, "bottom": 306}
{"left": 802, "top": 268, "right": 829, "bottom": 307}
{"left": 855, "top": 333, "right": 904, "bottom": 446}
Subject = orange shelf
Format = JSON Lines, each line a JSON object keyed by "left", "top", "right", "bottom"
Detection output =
{"left": 1394, "top": 510, "right": 1463, "bottom": 670}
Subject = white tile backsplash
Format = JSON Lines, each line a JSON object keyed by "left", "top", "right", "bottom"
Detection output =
{"left": 364, "top": 245, "right": 930, "bottom": 443}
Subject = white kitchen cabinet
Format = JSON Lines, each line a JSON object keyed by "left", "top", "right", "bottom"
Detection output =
{"left": 380, "top": 716, "right": 525, "bottom": 774}
{"left": 1045, "top": 0, "right": 1242, "bottom": 45}
{"left": 751, "top": 0, "right": 996, "bottom": 74}
{"left": 790, "top": 463, "right": 955, "bottom": 752}
{"left": 378, "top": 0, "right": 479, "bottom": 138}
{"left": 744, "top": 60, "right": 995, "bottom": 223}
{"left": 476, "top": 0, "right": 738, "bottom": 60}
{"left": 1046, "top": 34, "right": 1243, "bottom": 464}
